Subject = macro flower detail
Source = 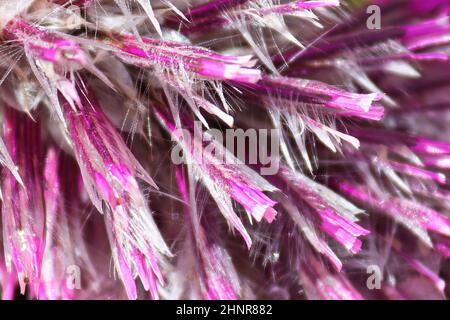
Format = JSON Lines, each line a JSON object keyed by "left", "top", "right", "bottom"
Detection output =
{"left": 105, "top": 33, "right": 262, "bottom": 83}
{"left": 175, "top": 167, "right": 241, "bottom": 299}
{"left": 0, "top": 0, "right": 449, "bottom": 301}
{"left": 1, "top": 108, "right": 45, "bottom": 294}
{"left": 61, "top": 83, "right": 170, "bottom": 299}
{"left": 155, "top": 108, "right": 278, "bottom": 248}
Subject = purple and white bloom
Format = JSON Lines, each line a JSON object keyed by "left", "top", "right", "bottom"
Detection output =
{"left": 0, "top": 0, "right": 449, "bottom": 300}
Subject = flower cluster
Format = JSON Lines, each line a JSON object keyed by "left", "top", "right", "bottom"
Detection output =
{"left": 0, "top": 0, "right": 449, "bottom": 300}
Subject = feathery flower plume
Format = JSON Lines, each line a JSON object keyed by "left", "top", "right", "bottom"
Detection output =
{"left": 175, "top": 167, "right": 240, "bottom": 299}
{"left": 155, "top": 107, "right": 277, "bottom": 248}
{"left": 1, "top": 107, "right": 45, "bottom": 294}
{"left": 0, "top": 0, "right": 449, "bottom": 300}
{"left": 61, "top": 82, "right": 170, "bottom": 299}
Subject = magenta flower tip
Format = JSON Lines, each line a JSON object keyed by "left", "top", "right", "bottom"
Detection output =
{"left": 0, "top": 0, "right": 449, "bottom": 301}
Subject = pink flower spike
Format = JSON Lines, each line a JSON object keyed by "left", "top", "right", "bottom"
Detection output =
{"left": 348, "top": 129, "right": 450, "bottom": 162}
{"left": 318, "top": 210, "right": 369, "bottom": 254}
{"left": 61, "top": 83, "right": 170, "bottom": 299}
{"left": 107, "top": 33, "right": 261, "bottom": 83}
{"left": 260, "top": 75, "right": 384, "bottom": 115}
{"left": 299, "top": 249, "right": 364, "bottom": 300}
{"left": 422, "top": 155, "right": 450, "bottom": 169}
{"left": 227, "top": 180, "right": 278, "bottom": 223}
{"left": 2, "top": 0, "right": 450, "bottom": 301}
{"left": 258, "top": 0, "right": 340, "bottom": 16}
{"left": 1, "top": 107, "right": 45, "bottom": 294}
{"left": 51, "top": 0, "right": 94, "bottom": 7}
{"left": 176, "top": 167, "right": 240, "bottom": 299}
{"left": 0, "top": 260, "right": 16, "bottom": 300}
{"left": 155, "top": 108, "right": 278, "bottom": 248}
{"left": 4, "top": 18, "right": 88, "bottom": 66}
{"left": 434, "top": 237, "right": 450, "bottom": 258}
{"left": 337, "top": 181, "right": 450, "bottom": 247}
{"left": 413, "top": 138, "right": 450, "bottom": 155}
{"left": 383, "top": 160, "right": 446, "bottom": 185}
{"left": 278, "top": 166, "right": 369, "bottom": 254}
